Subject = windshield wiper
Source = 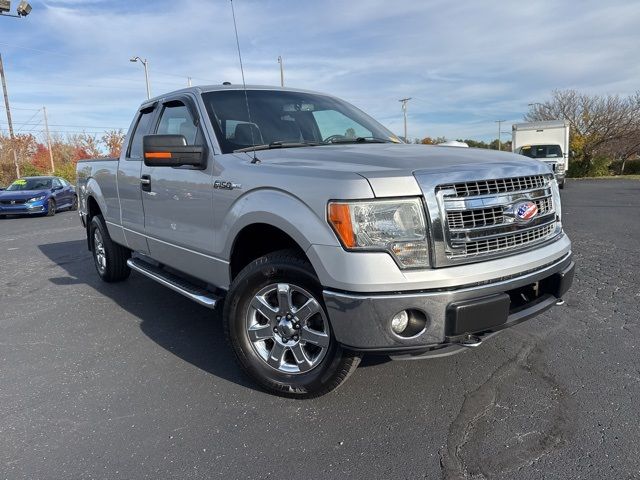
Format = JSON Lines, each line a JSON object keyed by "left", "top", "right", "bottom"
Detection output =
{"left": 234, "top": 141, "right": 321, "bottom": 153}
{"left": 324, "top": 136, "right": 393, "bottom": 144}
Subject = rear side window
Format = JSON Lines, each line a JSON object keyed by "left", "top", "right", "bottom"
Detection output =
{"left": 52, "top": 178, "right": 62, "bottom": 188}
{"left": 156, "top": 103, "right": 198, "bottom": 145}
{"left": 128, "top": 110, "right": 155, "bottom": 159}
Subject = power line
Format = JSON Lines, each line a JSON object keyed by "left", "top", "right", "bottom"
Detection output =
{"left": 0, "top": 105, "right": 41, "bottom": 111}
{"left": 1, "top": 122, "right": 125, "bottom": 129}
{"left": 14, "top": 109, "right": 42, "bottom": 133}
{"left": 6, "top": 129, "right": 116, "bottom": 135}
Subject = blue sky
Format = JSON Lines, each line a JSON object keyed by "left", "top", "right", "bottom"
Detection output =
{"left": 1, "top": 0, "right": 638, "bottom": 143}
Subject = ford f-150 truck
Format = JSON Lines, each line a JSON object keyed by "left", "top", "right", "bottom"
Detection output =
{"left": 77, "top": 85, "right": 574, "bottom": 398}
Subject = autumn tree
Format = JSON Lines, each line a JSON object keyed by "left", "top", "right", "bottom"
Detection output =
{"left": 102, "top": 129, "right": 126, "bottom": 158}
{"left": 68, "top": 133, "right": 101, "bottom": 161}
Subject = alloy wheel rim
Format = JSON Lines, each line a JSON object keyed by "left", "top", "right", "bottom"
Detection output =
{"left": 245, "top": 283, "right": 330, "bottom": 374}
{"left": 93, "top": 230, "right": 106, "bottom": 273}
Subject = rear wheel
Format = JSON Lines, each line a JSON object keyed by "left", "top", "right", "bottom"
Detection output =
{"left": 224, "top": 250, "right": 361, "bottom": 398}
{"left": 46, "top": 199, "right": 56, "bottom": 216}
{"left": 70, "top": 195, "right": 78, "bottom": 211}
{"left": 89, "top": 215, "right": 131, "bottom": 282}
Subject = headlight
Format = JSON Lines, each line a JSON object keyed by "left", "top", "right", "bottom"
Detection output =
{"left": 556, "top": 163, "right": 565, "bottom": 173}
{"left": 27, "top": 195, "right": 46, "bottom": 203}
{"left": 328, "top": 198, "right": 429, "bottom": 268}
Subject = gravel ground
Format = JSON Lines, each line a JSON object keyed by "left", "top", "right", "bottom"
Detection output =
{"left": 1, "top": 179, "right": 638, "bottom": 479}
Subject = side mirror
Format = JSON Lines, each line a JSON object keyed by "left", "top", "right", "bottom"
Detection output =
{"left": 143, "top": 134, "right": 206, "bottom": 168}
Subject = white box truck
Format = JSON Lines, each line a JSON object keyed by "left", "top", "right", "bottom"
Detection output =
{"left": 512, "top": 120, "right": 569, "bottom": 188}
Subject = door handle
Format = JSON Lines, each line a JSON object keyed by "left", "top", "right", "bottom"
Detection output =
{"left": 140, "top": 174, "right": 151, "bottom": 192}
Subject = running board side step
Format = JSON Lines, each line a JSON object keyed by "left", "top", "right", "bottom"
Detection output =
{"left": 126, "top": 258, "right": 219, "bottom": 309}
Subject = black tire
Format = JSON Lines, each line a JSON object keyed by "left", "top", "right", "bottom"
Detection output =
{"left": 559, "top": 181, "right": 565, "bottom": 190}
{"left": 70, "top": 195, "right": 78, "bottom": 211}
{"left": 46, "top": 199, "right": 56, "bottom": 216}
{"left": 89, "top": 214, "right": 131, "bottom": 282}
{"left": 224, "top": 249, "right": 361, "bottom": 398}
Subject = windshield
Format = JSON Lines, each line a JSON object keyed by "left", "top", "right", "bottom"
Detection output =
{"left": 6, "top": 178, "right": 52, "bottom": 191}
{"left": 519, "top": 144, "right": 563, "bottom": 159}
{"left": 202, "top": 89, "right": 401, "bottom": 153}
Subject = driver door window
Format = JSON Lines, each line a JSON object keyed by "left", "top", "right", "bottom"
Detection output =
{"left": 156, "top": 103, "right": 198, "bottom": 144}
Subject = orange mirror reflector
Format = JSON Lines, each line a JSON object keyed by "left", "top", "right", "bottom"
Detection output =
{"left": 145, "top": 152, "right": 172, "bottom": 159}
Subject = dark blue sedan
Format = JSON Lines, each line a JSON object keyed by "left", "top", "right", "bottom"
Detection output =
{"left": 0, "top": 176, "right": 77, "bottom": 218}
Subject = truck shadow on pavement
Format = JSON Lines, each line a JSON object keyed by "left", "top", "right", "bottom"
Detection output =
{"left": 38, "top": 239, "right": 387, "bottom": 393}
{"left": 38, "top": 239, "right": 258, "bottom": 391}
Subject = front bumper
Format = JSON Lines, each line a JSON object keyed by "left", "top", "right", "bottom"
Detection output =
{"left": 0, "top": 202, "right": 46, "bottom": 215}
{"left": 323, "top": 252, "right": 574, "bottom": 353}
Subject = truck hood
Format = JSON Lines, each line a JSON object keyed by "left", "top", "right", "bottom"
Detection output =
{"left": 249, "top": 143, "right": 551, "bottom": 197}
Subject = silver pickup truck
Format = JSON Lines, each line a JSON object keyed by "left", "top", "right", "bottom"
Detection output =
{"left": 77, "top": 85, "right": 574, "bottom": 398}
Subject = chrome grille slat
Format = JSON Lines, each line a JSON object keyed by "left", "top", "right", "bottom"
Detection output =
{"left": 452, "top": 223, "right": 556, "bottom": 257}
{"left": 449, "top": 215, "right": 556, "bottom": 241}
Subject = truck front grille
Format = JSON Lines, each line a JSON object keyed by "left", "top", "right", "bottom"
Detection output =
{"left": 435, "top": 174, "right": 560, "bottom": 263}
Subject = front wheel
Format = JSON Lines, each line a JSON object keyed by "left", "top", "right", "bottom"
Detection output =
{"left": 223, "top": 250, "right": 361, "bottom": 398}
{"left": 46, "top": 199, "right": 56, "bottom": 216}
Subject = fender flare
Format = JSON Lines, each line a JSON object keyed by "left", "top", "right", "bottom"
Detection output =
{"left": 219, "top": 188, "right": 339, "bottom": 266}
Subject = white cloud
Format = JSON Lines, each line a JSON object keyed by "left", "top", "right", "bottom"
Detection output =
{"left": 1, "top": 0, "right": 638, "bottom": 141}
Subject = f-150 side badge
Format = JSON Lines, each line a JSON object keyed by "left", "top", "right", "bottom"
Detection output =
{"left": 214, "top": 180, "right": 242, "bottom": 190}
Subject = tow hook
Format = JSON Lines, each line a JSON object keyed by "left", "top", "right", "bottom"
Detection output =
{"left": 459, "top": 334, "right": 482, "bottom": 348}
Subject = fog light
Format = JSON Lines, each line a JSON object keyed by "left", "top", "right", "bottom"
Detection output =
{"left": 391, "top": 310, "right": 409, "bottom": 334}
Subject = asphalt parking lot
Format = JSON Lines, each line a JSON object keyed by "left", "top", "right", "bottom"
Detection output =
{"left": 1, "top": 179, "right": 639, "bottom": 479}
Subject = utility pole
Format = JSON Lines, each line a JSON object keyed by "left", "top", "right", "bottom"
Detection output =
{"left": 0, "top": 53, "right": 19, "bottom": 178}
{"left": 277, "top": 56, "right": 284, "bottom": 87}
{"left": 187, "top": 76, "right": 192, "bottom": 87}
{"left": 399, "top": 97, "right": 412, "bottom": 142}
{"left": 495, "top": 119, "right": 505, "bottom": 151}
{"left": 43, "top": 106, "right": 54, "bottom": 173}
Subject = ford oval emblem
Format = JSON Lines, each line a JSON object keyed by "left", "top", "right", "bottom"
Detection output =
{"left": 515, "top": 201, "right": 538, "bottom": 222}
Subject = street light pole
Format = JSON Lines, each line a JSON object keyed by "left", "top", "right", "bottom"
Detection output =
{"left": 495, "top": 119, "right": 505, "bottom": 151}
{"left": 130, "top": 56, "right": 150, "bottom": 100}
{"left": 399, "top": 97, "right": 412, "bottom": 142}
{"left": 277, "top": 56, "right": 284, "bottom": 87}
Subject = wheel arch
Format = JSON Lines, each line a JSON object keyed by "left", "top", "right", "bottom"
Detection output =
{"left": 229, "top": 223, "right": 317, "bottom": 281}
{"left": 221, "top": 189, "right": 339, "bottom": 284}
